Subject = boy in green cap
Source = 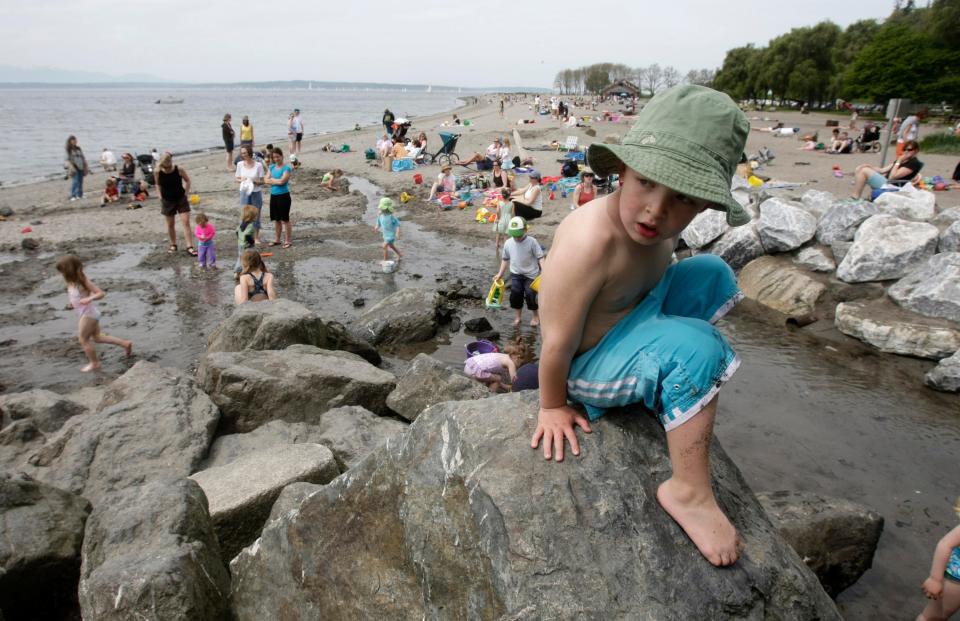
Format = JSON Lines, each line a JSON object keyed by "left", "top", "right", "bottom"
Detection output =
{"left": 533, "top": 85, "right": 750, "bottom": 567}
{"left": 375, "top": 197, "right": 401, "bottom": 262}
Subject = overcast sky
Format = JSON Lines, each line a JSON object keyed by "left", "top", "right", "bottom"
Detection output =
{"left": 4, "top": 0, "right": 895, "bottom": 87}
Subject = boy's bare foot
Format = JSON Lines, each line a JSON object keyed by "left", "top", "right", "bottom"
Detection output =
{"left": 657, "top": 478, "right": 741, "bottom": 567}
{"left": 124, "top": 341, "right": 134, "bottom": 358}
{"left": 513, "top": 317, "right": 521, "bottom": 327}
{"left": 530, "top": 317, "right": 540, "bottom": 327}
{"left": 80, "top": 362, "right": 101, "bottom": 373}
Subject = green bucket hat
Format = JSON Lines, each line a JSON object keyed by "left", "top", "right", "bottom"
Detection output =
{"left": 587, "top": 85, "right": 750, "bottom": 226}
{"left": 378, "top": 197, "right": 394, "bottom": 212}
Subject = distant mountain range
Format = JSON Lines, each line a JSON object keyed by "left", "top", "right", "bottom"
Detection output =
{"left": 0, "top": 66, "right": 549, "bottom": 92}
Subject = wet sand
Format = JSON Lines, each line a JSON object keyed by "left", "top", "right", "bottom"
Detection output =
{"left": 1, "top": 97, "right": 958, "bottom": 620}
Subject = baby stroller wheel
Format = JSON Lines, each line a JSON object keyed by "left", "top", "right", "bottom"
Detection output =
{"left": 437, "top": 154, "right": 450, "bottom": 167}
{"left": 870, "top": 142, "right": 881, "bottom": 153}
{"left": 447, "top": 153, "right": 460, "bottom": 165}
{"left": 419, "top": 153, "right": 434, "bottom": 165}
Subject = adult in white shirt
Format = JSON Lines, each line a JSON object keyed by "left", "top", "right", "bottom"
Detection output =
{"left": 100, "top": 148, "right": 117, "bottom": 172}
{"left": 458, "top": 138, "right": 502, "bottom": 169}
{"left": 235, "top": 145, "right": 265, "bottom": 244}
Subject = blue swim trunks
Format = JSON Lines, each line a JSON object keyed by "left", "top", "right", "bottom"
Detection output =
{"left": 567, "top": 254, "right": 743, "bottom": 431}
{"left": 947, "top": 546, "right": 960, "bottom": 582}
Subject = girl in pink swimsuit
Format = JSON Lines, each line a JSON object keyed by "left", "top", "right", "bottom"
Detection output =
{"left": 56, "top": 255, "right": 133, "bottom": 373}
{"left": 463, "top": 340, "right": 533, "bottom": 392}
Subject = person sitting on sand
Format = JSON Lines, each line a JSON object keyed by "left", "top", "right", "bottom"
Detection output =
{"left": 851, "top": 140, "right": 923, "bottom": 199}
{"left": 459, "top": 138, "right": 502, "bottom": 169}
{"left": 827, "top": 132, "right": 853, "bottom": 154}
{"left": 492, "top": 216, "right": 543, "bottom": 327}
{"left": 533, "top": 85, "right": 751, "bottom": 567}
{"left": 100, "top": 148, "right": 117, "bottom": 172}
{"left": 427, "top": 163, "right": 456, "bottom": 204}
{"left": 321, "top": 169, "right": 343, "bottom": 190}
{"left": 100, "top": 177, "right": 120, "bottom": 207}
{"left": 234, "top": 249, "right": 277, "bottom": 304}
{"left": 510, "top": 170, "right": 543, "bottom": 221}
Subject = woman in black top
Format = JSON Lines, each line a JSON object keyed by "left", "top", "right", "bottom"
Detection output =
{"left": 222, "top": 114, "right": 235, "bottom": 171}
{"left": 852, "top": 139, "right": 924, "bottom": 199}
{"left": 65, "top": 135, "right": 88, "bottom": 200}
{"left": 154, "top": 152, "right": 196, "bottom": 255}
{"left": 382, "top": 109, "right": 395, "bottom": 137}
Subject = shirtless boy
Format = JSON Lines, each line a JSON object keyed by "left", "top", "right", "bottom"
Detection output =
{"left": 532, "top": 85, "right": 750, "bottom": 567}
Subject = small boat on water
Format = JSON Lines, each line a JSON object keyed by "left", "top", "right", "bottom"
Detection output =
{"left": 155, "top": 97, "right": 184, "bottom": 104}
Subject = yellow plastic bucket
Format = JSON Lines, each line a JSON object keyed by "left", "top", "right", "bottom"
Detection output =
{"left": 530, "top": 274, "right": 542, "bottom": 292}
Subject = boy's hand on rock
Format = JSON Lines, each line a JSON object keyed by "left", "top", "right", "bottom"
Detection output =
{"left": 531, "top": 405, "right": 591, "bottom": 462}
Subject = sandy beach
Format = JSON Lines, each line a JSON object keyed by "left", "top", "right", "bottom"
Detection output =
{"left": 1, "top": 95, "right": 959, "bottom": 619}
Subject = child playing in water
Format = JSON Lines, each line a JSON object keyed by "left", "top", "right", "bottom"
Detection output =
{"left": 493, "top": 188, "right": 514, "bottom": 257}
{"left": 100, "top": 178, "right": 119, "bottom": 206}
{"left": 493, "top": 216, "right": 544, "bottom": 327}
{"left": 375, "top": 197, "right": 401, "bottom": 262}
{"left": 234, "top": 249, "right": 277, "bottom": 304}
{"left": 917, "top": 498, "right": 960, "bottom": 621}
{"left": 194, "top": 212, "right": 216, "bottom": 269}
{"left": 55, "top": 255, "right": 133, "bottom": 372}
{"left": 321, "top": 169, "right": 343, "bottom": 190}
{"left": 464, "top": 340, "right": 534, "bottom": 393}
{"left": 235, "top": 205, "right": 258, "bottom": 278}
{"left": 532, "top": 85, "right": 750, "bottom": 567}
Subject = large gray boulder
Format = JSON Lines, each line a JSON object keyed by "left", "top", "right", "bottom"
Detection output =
{"left": 230, "top": 394, "right": 840, "bottom": 620}
{"left": 197, "top": 345, "right": 395, "bottom": 434}
{"left": 836, "top": 215, "right": 939, "bottom": 283}
{"left": 932, "top": 207, "right": 960, "bottom": 229}
{"left": 0, "top": 473, "right": 91, "bottom": 621}
{"left": 680, "top": 208, "right": 728, "bottom": 249}
{"left": 206, "top": 298, "right": 380, "bottom": 365}
{"left": 357, "top": 288, "right": 443, "bottom": 346}
{"left": 738, "top": 256, "right": 826, "bottom": 318}
{"left": 24, "top": 362, "right": 219, "bottom": 504}
{"left": 79, "top": 479, "right": 230, "bottom": 621}
{"left": 0, "top": 389, "right": 87, "bottom": 433}
{"left": 203, "top": 408, "right": 407, "bottom": 472}
{"left": 756, "top": 198, "right": 818, "bottom": 252}
{"left": 800, "top": 189, "right": 836, "bottom": 219}
{"left": 707, "top": 223, "right": 765, "bottom": 271}
{"left": 816, "top": 201, "right": 878, "bottom": 245}
{"left": 757, "top": 490, "right": 883, "bottom": 598}
{"left": 940, "top": 221, "right": 960, "bottom": 253}
{"left": 887, "top": 253, "right": 960, "bottom": 322}
{"left": 793, "top": 246, "right": 836, "bottom": 273}
{"left": 874, "top": 188, "right": 936, "bottom": 221}
{"left": 266, "top": 482, "right": 323, "bottom": 523}
{"left": 190, "top": 444, "right": 339, "bottom": 560}
{"left": 385, "top": 353, "right": 489, "bottom": 421}
{"left": 925, "top": 351, "right": 960, "bottom": 392}
{"left": 835, "top": 299, "right": 960, "bottom": 359}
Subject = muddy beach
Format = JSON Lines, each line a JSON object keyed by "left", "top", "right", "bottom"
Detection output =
{"left": 1, "top": 97, "right": 958, "bottom": 619}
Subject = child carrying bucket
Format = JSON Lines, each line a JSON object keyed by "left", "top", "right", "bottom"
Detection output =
{"left": 493, "top": 216, "right": 544, "bottom": 327}
{"left": 375, "top": 197, "right": 402, "bottom": 263}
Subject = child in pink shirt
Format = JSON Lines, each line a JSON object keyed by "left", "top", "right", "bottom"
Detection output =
{"left": 194, "top": 213, "right": 216, "bottom": 268}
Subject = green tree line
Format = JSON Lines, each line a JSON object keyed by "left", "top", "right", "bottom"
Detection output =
{"left": 712, "top": 0, "right": 960, "bottom": 106}
{"left": 552, "top": 63, "right": 715, "bottom": 96}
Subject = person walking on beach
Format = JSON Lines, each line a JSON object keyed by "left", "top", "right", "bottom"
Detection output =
{"left": 264, "top": 147, "right": 293, "bottom": 248}
{"left": 65, "top": 136, "right": 89, "bottom": 201}
{"left": 235, "top": 145, "right": 265, "bottom": 245}
{"left": 155, "top": 152, "right": 196, "bottom": 256}
{"left": 239, "top": 116, "right": 254, "bottom": 151}
{"left": 493, "top": 216, "right": 543, "bottom": 327}
{"left": 222, "top": 114, "right": 235, "bottom": 171}
{"left": 290, "top": 109, "right": 304, "bottom": 156}
{"left": 383, "top": 108, "right": 395, "bottom": 137}
{"left": 56, "top": 255, "right": 133, "bottom": 373}
{"left": 375, "top": 197, "right": 402, "bottom": 263}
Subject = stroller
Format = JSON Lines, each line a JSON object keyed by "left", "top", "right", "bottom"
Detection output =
{"left": 420, "top": 132, "right": 461, "bottom": 167}
{"left": 854, "top": 125, "right": 882, "bottom": 153}
{"left": 136, "top": 153, "right": 156, "bottom": 185}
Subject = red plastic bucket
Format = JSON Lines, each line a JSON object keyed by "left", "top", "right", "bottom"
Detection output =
{"left": 413, "top": 173, "right": 423, "bottom": 184}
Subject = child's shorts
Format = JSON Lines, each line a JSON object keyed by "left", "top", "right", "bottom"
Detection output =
{"left": 566, "top": 254, "right": 743, "bottom": 431}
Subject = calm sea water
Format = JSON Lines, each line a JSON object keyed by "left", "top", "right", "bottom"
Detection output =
{"left": 0, "top": 87, "right": 464, "bottom": 185}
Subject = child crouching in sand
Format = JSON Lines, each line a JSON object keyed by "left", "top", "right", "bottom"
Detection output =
{"left": 100, "top": 178, "right": 119, "bottom": 206}
{"left": 532, "top": 85, "right": 750, "bottom": 567}
{"left": 916, "top": 497, "right": 960, "bottom": 621}
{"left": 464, "top": 340, "right": 534, "bottom": 392}
{"left": 56, "top": 255, "right": 133, "bottom": 372}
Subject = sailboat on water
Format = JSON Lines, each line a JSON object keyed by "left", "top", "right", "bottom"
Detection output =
{"left": 308, "top": 82, "right": 313, "bottom": 90}
{"left": 426, "top": 85, "right": 432, "bottom": 93}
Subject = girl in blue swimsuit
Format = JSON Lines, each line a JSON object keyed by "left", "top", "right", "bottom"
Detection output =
{"left": 918, "top": 498, "right": 960, "bottom": 620}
